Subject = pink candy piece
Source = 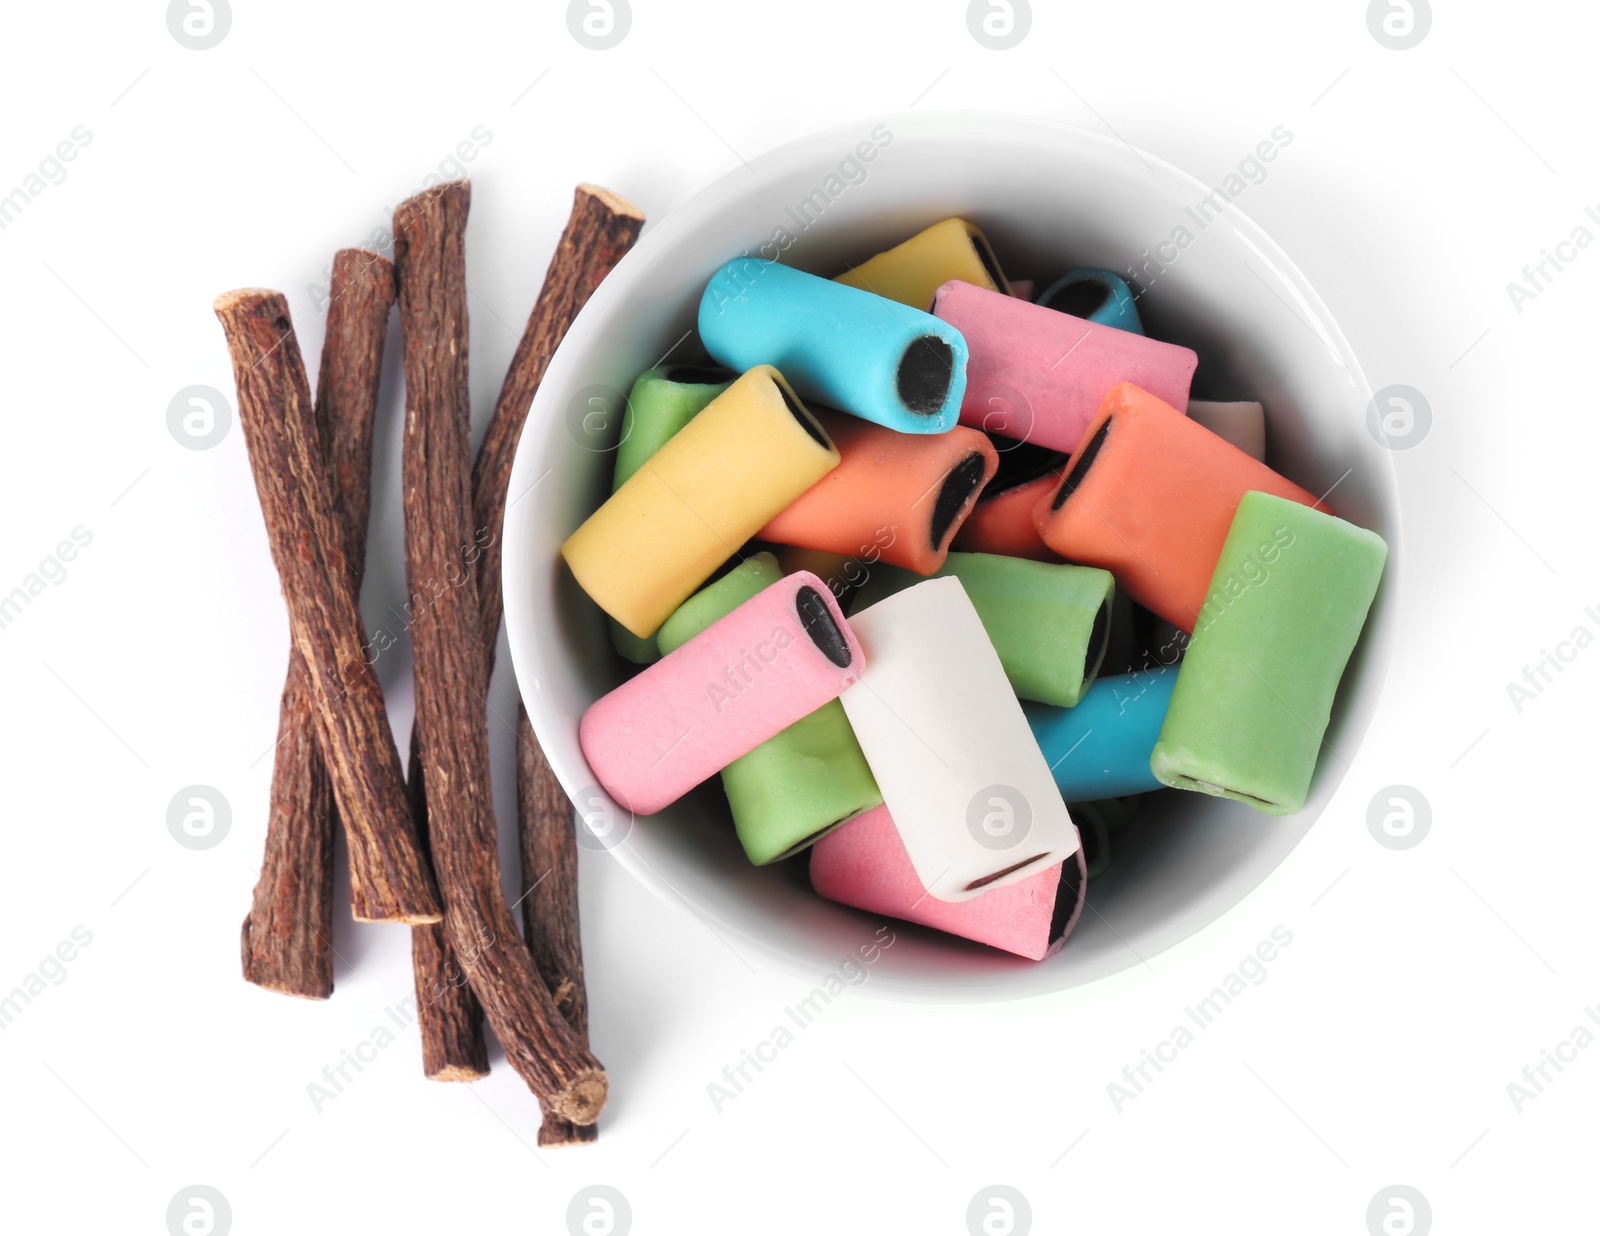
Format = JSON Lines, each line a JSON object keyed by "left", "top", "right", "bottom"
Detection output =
{"left": 932, "top": 280, "right": 1198, "bottom": 452}
{"left": 580, "top": 571, "right": 863, "bottom": 815}
{"left": 1009, "top": 279, "right": 1035, "bottom": 301}
{"left": 810, "top": 804, "right": 1088, "bottom": 961}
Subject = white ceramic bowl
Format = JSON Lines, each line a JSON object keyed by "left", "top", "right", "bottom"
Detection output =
{"left": 503, "top": 111, "right": 1399, "bottom": 1001}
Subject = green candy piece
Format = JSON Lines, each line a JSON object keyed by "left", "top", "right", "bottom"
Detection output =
{"left": 657, "top": 551, "right": 881, "bottom": 865}
{"left": 655, "top": 553, "right": 784, "bottom": 654}
{"left": 720, "top": 703, "right": 883, "bottom": 865}
{"left": 1150, "top": 491, "right": 1387, "bottom": 814}
{"left": 613, "top": 365, "right": 735, "bottom": 488}
{"left": 607, "top": 365, "right": 736, "bottom": 664}
{"left": 608, "top": 618, "right": 660, "bottom": 665}
{"left": 850, "top": 551, "right": 1115, "bottom": 707}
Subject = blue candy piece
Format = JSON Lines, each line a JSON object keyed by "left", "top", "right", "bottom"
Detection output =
{"left": 697, "top": 258, "right": 968, "bottom": 434}
{"left": 1036, "top": 267, "right": 1144, "bottom": 335}
{"left": 1025, "top": 668, "right": 1176, "bottom": 799}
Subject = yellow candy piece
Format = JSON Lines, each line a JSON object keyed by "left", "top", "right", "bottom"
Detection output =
{"left": 834, "top": 218, "right": 1012, "bottom": 310}
{"left": 562, "top": 365, "right": 840, "bottom": 638}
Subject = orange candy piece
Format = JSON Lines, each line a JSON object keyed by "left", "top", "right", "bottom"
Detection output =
{"left": 1033, "top": 383, "right": 1325, "bottom": 632}
{"left": 760, "top": 408, "right": 998, "bottom": 575}
{"left": 952, "top": 470, "right": 1062, "bottom": 562}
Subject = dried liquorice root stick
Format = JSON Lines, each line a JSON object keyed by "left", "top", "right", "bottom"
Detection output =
{"left": 410, "top": 734, "right": 488, "bottom": 1080}
{"left": 410, "top": 183, "right": 643, "bottom": 1087}
{"left": 409, "top": 732, "right": 488, "bottom": 1079}
{"left": 408, "top": 750, "right": 489, "bottom": 1079}
{"left": 471, "top": 183, "right": 646, "bottom": 639}
{"left": 215, "top": 289, "right": 441, "bottom": 926}
{"left": 493, "top": 184, "right": 643, "bottom": 1141}
{"left": 393, "top": 180, "right": 606, "bottom": 1123}
{"left": 242, "top": 650, "right": 335, "bottom": 996}
{"left": 518, "top": 703, "right": 597, "bottom": 1146}
{"left": 241, "top": 250, "right": 396, "bottom": 997}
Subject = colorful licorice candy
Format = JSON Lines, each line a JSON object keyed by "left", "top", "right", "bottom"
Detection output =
{"left": 1034, "top": 383, "right": 1323, "bottom": 633}
{"left": 579, "top": 571, "right": 863, "bottom": 815}
{"left": 654, "top": 553, "right": 784, "bottom": 653}
{"left": 947, "top": 554, "right": 1114, "bottom": 707}
{"left": 809, "top": 804, "right": 1087, "bottom": 960}
{"left": 759, "top": 409, "right": 998, "bottom": 575}
{"left": 932, "top": 280, "right": 1197, "bottom": 452}
{"left": 721, "top": 705, "right": 883, "bottom": 864}
{"left": 850, "top": 552, "right": 1114, "bottom": 708}
{"left": 606, "top": 365, "right": 738, "bottom": 663}
{"left": 951, "top": 470, "right": 1060, "bottom": 561}
{"left": 609, "top": 618, "right": 662, "bottom": 666}
{"left": 1035, "top": 267, "right": 1144, "bottom": 335}
{"left": 840, "top": 577, "right": 1080, "bottom": 901}
{"left": 1025, "top": 668, "right": 1178, "bottom": 801}
{"left": 656, "top": 554, "right": 882, "bottom": 863}
{"left": 613, "top": 365, "right": 737, "bottom": 487}
{"left": 950, "top": 437, "right": 1064, "bottom": 562}
{"left": 1150, "top": 491, "right": 1387, "bottom": 814}
{"left": 699, "top": 258, "right": 969, "bottom": 434}
{"left": 562, "top": 365, "right": 840, "bottom": 638}
{"left": 1009, "top": 279, "right": 1034, "bottom": 301}
{"left": 833, "top": 217, "right": 1012, "bottom": 310}
{"left": 1187, "top": 399, "right": 1266, "bottom": 462}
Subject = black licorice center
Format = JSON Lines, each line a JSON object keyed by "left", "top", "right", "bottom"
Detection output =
{"left": 1048, "top": 854, "right": 1085, "bottom": 944}
{"left": 772, "top": 818, "right": 849, "bottom": 862}
{"left": 896, "top": 335, "right": 955, "bottom": 416}
{"left": 664, "top": 365, "right": 731, "bottom": 386}
{"left": 776, "top": 379, "right": 831, "bottom": 449}
{"left": 1050, "top": 420, "right": 1112, "bottom": 512}
{"left": 969, "top": 231, "right": 1009, "bottom": 292}
{"left": 1084, "top": 595, "right": 1112, "bottom": 682}
{"left": 929, "top": 451, "right": 989, "bottom": 550}
{"left": 1045, "top": 277, "right": 1112, "bottom": 320}
{"left": 1179, "top": 774, "right": 1277, "bottom": 811}
{"left": 966, "top": 852, "right": 1050, "bottom": 891}
{"left": 983, "top": 437, "right": 1067, "bottom": 501}
{"left": 796, "top": 585, "right": 851, "bottom": 668}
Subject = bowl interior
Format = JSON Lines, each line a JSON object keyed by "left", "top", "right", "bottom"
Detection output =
{"left": 503, "top": 111, "right": 1399, "bottom": 1001}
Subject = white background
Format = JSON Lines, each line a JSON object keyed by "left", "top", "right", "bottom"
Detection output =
{"left": 2, "top": 1, "right": 1596, "bottom": 1232}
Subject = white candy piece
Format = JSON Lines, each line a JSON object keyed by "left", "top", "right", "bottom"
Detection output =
{"left": 840, "top": 577, "right": 1080, "bottom": 902}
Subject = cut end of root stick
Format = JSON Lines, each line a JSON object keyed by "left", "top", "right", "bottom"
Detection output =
{"left": 554, "top": 1071, "right": 610, "bottom": 1126}
{"left": 212, "top": 287, "right": 286, "bottom": 314}
{"left": 348, "top": 871, "right": 443, "bottom": 925}
{"left": 428, "top": 1062, "right": 491, "bottom": 1083}
{"left": 244, "top": 978, "right": 332, "bottom": 1001}
{"left": 576, "top": 183, "right": 646, "bottom": 221}
{"left": 331, "top": 247, "right": 395, "bottom": 274}
{"left": 393, "top": 180, "right": 472, "bottom": 228}
{"left": 329, "top": 248, "right": 397, "bottom": 301}
{"left": 239, "top": 906, "right": 332, "bottom": 1000}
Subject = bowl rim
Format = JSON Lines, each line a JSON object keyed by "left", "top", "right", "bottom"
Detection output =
{"left": 502, "top": 108, "right": 1402, "bottom": 1002}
